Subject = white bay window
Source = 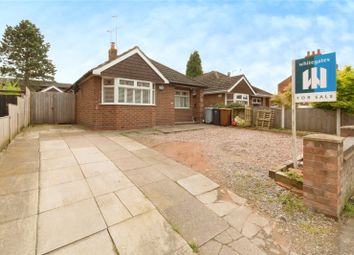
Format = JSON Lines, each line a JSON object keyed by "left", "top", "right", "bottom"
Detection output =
{"left": 102, "top": 78, "right": 155, "bottom": 105}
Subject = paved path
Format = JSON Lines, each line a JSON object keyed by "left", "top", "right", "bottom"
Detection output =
{"left": 0, "top": 126, "right": 288, "bottom": 255}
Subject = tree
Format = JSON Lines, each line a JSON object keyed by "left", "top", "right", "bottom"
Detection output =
{"left": 186, "top": 50, "right": 203, "bottom": 77}
{"left": 313, "top": 66, "right": 354, "bottom": 113}
{"left": 0, "top": 20, "right": 56, "bottom": 89}
{"left": 271, "top": 84, "right": 292, "bottom": 108}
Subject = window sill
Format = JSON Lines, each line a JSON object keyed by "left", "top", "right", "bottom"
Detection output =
{"left": 100, "top": 103, "right": 156, "bottom": 106}
{"left": 175, "top": 107, "right": 190, "bottom": 110}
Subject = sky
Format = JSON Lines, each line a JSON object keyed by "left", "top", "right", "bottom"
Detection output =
{"left": 0, "top": 0, "right": 353, "bottom": 93}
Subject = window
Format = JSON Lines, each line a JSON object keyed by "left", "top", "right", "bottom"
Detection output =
{"left": 252, "top": 97, "right": 262, "bottom": 105}
{"left": 175, "top": 90, "right": 190, "bottom": 109}
{"left": 102, "top": 78, "right": 155, "bottom": 105}
{"left": 102, "top": 78, "right": 114, "bottom": 103}
{"left": 233, "top": 93, "right": 249, "bottom": 105}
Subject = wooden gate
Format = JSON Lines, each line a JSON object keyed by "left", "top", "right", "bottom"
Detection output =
{"left": 31, "top": 92, "right": 75, "bottom": 124}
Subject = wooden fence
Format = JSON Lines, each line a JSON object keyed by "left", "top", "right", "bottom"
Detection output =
{"left": 0, "top": 95, "right": 17, "bottom": 117}
{"left": 0, "top": 88, "right": 30, "bottom": 150}
{"left": 252, "top": 107, "right": 354, "bottom": 134}
{"left": 31, "top": 92, "right": 75, "bottom": 124}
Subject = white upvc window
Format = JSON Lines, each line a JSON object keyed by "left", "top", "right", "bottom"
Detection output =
{"left": 101, "top": 77, "right": 155, "bottom": 105}
{"left": 252, "top": 97, "right": 262, "bottom": 105}
{"left": 175, "top": 90, "right": 190, "bottom": 109}
{"left": 233, "top": 93, "right": 249, "bottom": 105}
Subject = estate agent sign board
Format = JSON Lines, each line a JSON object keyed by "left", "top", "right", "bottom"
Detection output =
{"left": 294, "top": 52, "right": 336, "bottom": 103}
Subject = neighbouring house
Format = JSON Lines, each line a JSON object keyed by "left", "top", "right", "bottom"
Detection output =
{"left": 40, "top": 85, "right": 64, "bottom": 93}
{"left": 0, "top": 77, "right": 72, "bottom": 92}
{"left": 278, "top": 76, "right": 291, "bottom": 94}
{"left": 194, "top": 71, "right": 272, "bottom": 107}
{"left": 73, "top": 43, "right": 206, "bottom": 130}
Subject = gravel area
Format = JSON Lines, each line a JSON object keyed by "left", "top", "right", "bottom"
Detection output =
{"left": 128, "top": 125, "right": 339, "bottom": 255}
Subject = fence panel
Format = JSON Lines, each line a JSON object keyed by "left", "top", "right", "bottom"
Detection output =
{"left": 55, "top": 93, "right": 76, "bottom": 124}
{"left": 31, "top": 92, "right": 75, "bottom": 124}
{"left": 0, "top": 95, "right": 17, "bottom": 117}
{"left": 8, "top": 103, "right": 18, "bottom": 139}
{"left": 342, "top": 112, "right": 354, "bottom": 126}
{"left": 0, "top": 116, "right": 10, "bottom": 150}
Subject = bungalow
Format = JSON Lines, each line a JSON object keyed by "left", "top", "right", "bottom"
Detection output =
{"left": 73, "top": 43, "right": 206, "bottom": 130}
{"left": 194, "top": 71, "right": 272, "bottom": 107}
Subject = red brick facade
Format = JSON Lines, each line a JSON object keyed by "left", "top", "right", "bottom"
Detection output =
{"left": 204, "top": 93, "right": 224, "bottom": 107}
{"left": 75, "top": 76, "right": 203, "bottom": 130}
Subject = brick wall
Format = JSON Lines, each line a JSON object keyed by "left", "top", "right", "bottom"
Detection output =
{"left": 156, "top": 84, "right": 175, "bottom": 125}
{"left": 76, "top": 76, "right": 205, "bottom": 129}
{"left": 204, "top": 93, "right": 224, "bottom": 107}
{"left": 341, "top": 126, "right": 354, "bottom": 137}
{"left": 76, "top": 76, "right": 158, "bottom": 130}
{"left": 303, "top": 131, "right": 354, "bottom": 218}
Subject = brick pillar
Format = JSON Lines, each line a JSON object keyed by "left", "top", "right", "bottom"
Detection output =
{"left": 195, "top": 89, "right": 204, "bottom": 123}
{"left": 341, "top": 126, "right": 354, "bottom": 137}
{"left": 303, "top": 134, "right": 345, "bottom": 218}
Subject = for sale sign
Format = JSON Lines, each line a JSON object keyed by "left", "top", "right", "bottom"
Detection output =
{"left": 294, "top": 52, "right": 336, "bottom": 103}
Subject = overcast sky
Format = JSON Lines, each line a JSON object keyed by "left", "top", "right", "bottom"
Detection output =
{"left": 1, "top": 0, "right": 353, "bottom": 93}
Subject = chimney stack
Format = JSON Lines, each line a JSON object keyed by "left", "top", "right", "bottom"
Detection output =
{"left": 108, "top": 42, "right": 118, "bottom": 61}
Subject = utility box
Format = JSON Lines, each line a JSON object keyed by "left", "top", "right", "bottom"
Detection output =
{"left": 212, "top": 108, "right": 220, "bottom": 125}
{"left": 204, "top": 107, "right": 213, "bottom": 124}
{"left": 220, "top": 108, "right": 232, "bottom": 126}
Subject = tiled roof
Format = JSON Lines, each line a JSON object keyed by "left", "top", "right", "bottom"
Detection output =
{"left": 149, "top": 59, "right": 205, "bottom": 87}
{"left": 193, "top": 71, "right": 243, "bottom": 92}
{"left": 74, "top": 46, "right": 206, "bottom": 88}
{"left": 194, "top": 71, "right": 272, "bottom": 96}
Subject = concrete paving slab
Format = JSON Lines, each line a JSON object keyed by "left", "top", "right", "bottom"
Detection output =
{"left": 206, "top": 201, "right": 238, "bottom": 217}
{"left": 39, "top": 180, "right": 92, "bottom": 212}
{"left": 87, "top": 172, "right": 134, "bottom": 196}
{"left": 199, "top": 240, "right": 222, "bottom": 255}
{"left": 40, "top": 140, "right": 68, "bottom": 152}
{"left": 0, "top": 160, "right": 39, "bottom": 177}
{"left": 74, "top": 152, "right": 109, "bottom": 165}
{"left": 96, "top": 193, "right": 131, "bottom": 226}
{"left": 0, "top": 215, "right": 37, "bottom": 255}
{"left": 162, "top": 197, "right": 229, "bottom": 246}
{"left": 214, "top": 230, "right": 233, "bottom": 244}
{"left": 158, "top": 162, "right": 196, "bottom": 181}
{"left": 80, "top": 160, "right": 120, "bottom": 178}
{"left": 37, "top": 198, "right": 106, "bottom": 255}
{"left": 109, "top": 209, "right": 187, "bottom": 255}
{"left": 229, "top": 237, "right": 267, "bottom": 255}
{"left": 63, "top": 138, "right": 93, "bottom": 149}
{"left": 173, "top": 245, "right": 195, "bottom": 255}
{"left": 116, "top": 186, "right": 155, "bottom": 216}
{"left": 196, "top": 190, "right": 218, "bottom": 204}
{"left": 241, "top": 222, "right": 261, "bottom": 238}
{"left": 0, "top": 190, "right": 38, "bottom": 224}
{"left": 140, "top": 179, "right": 193, "bottom": 210}
{"left": 125, "top": 165, "right": 167, "bottom": 186}
{"left": 109, "top": 136, "right": 146, "bottom": 151}
{"left": 41, "top": 155, "right": 78, "bottom": 171}
{"left": 0, "top": 172, "right": 38, "bottom": 195}
{"left": 112, "top": 155, "right": 151, "bottom": 171}
{"left": 219, "top": 245, "right": 239, "bottom": 255}
{"left": 71, "top": 146, "right": 101, "bottom": 156}
{"left": 177, "top": 174, "right": 219, "bottom": 196}
{"left": 103, "top": 149, "right": 134, "bottom": 161}
{"left": 224, "top": 206, "right": 253, "bottom": 232}
{"left": 46, "top": 230, "right": 117, "bottom": 255}
{"left": 40, "top": 165, "right": 83, "bottom": 188}
{"left": 41, "top": 149, "right": 73, "bottom": 160}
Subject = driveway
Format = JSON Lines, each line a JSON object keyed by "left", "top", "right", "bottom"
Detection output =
{"left": 0, "top": 125, "right": 287, "bottom": 255}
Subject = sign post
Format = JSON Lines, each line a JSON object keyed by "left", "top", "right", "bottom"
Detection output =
{"left": 292, "top": 52, "right": 337, "bottom": 168}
